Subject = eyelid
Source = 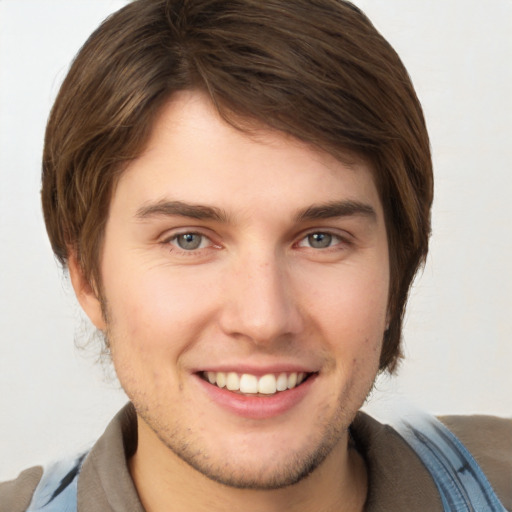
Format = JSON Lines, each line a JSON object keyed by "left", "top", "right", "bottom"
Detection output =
{"left": 160, "top": 228, "right": 221, "bottom": 253}
{"left": 297, "top": 233, "right": 339, "bottom": 249}
{"left": 160, "top": 226, "right": 213, "bottom": 242}
{"left": 295, "top": 228, "right": 352, "bottom": 247}
{"left": 171, "top": 233, "right": 209, "bottom": 250}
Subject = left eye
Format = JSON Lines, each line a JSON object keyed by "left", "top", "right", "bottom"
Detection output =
{"left": 298, "top": 232, "right": 340, "bottom": 249}
{"left": 170, "top": 233, "right": 209, "bottom": 251}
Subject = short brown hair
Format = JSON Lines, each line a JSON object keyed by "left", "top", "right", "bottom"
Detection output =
{"left": 42, "top": 0, "right": 433, "bottom": 372}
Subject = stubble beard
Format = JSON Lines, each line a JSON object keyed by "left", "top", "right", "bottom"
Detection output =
{"left": 102, "top": 301, "right": 375, "bottom": 491}
{"left": 130, "top": 384, "right": 368, "bottom": 491}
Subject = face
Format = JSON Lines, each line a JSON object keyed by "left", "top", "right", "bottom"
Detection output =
{"left": 77, "top": 91, "right": 389, "bottom": 489}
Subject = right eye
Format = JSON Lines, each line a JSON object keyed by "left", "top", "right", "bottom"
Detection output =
{"left": 168, "top": 232, "right": 211, "bottom": 251}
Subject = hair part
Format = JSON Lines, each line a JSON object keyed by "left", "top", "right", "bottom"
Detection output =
{"left": 42, "top": 0, "right": 433, "bottom": 373}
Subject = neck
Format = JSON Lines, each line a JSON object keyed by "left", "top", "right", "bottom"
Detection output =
{"left": 129, "top": 417, "right": 367, "bottom": 512}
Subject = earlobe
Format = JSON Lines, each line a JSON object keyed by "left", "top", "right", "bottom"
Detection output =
{"left": 68, "top": 253, "right": 106, "bottom": 331}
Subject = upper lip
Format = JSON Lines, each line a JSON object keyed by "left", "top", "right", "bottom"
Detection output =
{"left": 193, "top": 364, "right": 318, "bottom": 376}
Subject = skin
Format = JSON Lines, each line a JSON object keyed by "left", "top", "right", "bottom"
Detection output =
{"left": 71, "top": 90, "right": 390, "bottom": 512}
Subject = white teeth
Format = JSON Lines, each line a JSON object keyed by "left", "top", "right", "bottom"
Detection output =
{"left": 226, "top": 372, "right": 240, "bottom": 391}
{"left": 239, "top": 374, "right": 258, "bottom": 393}
{"left": 216, "top": 372, "right": 226, "bottom": 388}
{"left": 258, "top": 374, "right": 277, "bottom": 394}
{"left": 204, "top": 371, "right": 309, "bottom": 395}
{"left": 276, "top": 373, "right": 288, "bottom": 391}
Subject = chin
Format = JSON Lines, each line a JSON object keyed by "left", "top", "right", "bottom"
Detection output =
{"left": 140, "top": 404, "right": 349, "bottom": 491}
{"left": 169, "top": 437, "right": 336, "bottom": 490}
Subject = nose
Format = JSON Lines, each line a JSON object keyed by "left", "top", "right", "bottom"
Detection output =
{"left": 218, "top": 252, "right": 303, "bottom": 346}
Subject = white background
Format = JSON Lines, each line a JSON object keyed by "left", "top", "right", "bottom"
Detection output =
{"left": 1, "top": 0, "right": 511, "bottom": 481}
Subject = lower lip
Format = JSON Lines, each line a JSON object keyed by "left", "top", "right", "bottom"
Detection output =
{"left": 195, "top": 374, "right": 317, "bottom": 420}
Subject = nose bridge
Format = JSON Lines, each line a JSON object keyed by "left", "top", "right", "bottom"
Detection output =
{"left": 219, "top": 247, "right": 302, "bottom": 344}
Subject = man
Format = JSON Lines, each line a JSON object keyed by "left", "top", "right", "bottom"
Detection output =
{"left": 1, "top": 0, "right": 510, "bottom": 511}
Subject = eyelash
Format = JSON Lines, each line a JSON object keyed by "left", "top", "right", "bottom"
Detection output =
{"left": 296, "top": 232, "right": 345, "bottom": 250}
{"left": 164, "top": 231, "right": 217, "bottom": 253}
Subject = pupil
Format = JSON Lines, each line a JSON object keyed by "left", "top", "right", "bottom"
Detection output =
{"left": 309, "top": 233, "right": 331, "bottom": 248}
{"left": 178, "top": 233, "right": 201, "bottom": 250}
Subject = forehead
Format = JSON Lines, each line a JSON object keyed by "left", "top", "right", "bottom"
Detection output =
{"left": 112, "top": 90, "right": 383, "bottom": 222}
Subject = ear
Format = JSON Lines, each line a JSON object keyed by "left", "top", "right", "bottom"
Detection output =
{"left": 68, "top": 252, "right": 106, "bottom": 331}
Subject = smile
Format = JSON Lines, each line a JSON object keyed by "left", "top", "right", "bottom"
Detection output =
{"left": 200, "top": 371, "right": 311, "bottom": 395}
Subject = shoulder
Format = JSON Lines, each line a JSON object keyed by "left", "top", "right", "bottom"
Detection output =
{"left": 351, "top": 411, "right": 444, "bottom": 510}
{"left": 440, "top": 415, "right": 512, "bottom": 510}
{"left": 0, "top": 465, "right": 43, "bottom": 512}
{"left": 0, "top": 404, "right": 138, "bottom": 512}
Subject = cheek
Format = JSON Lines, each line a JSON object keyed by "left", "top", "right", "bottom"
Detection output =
{"left": 304, "top": 266, "right": 389, "bottom": 341}
{"left": 103, "top": 263, "right": 220, "bottom": 358}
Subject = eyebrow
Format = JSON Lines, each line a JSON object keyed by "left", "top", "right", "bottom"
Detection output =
{"left": 136, "top": 200, "right": 228, "bottom": 222}
{"left": 135, "top": 199, "right": 377, "bottom": 224}
{"left": 295, "top": 200, "right": 377, "bottom": 223}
